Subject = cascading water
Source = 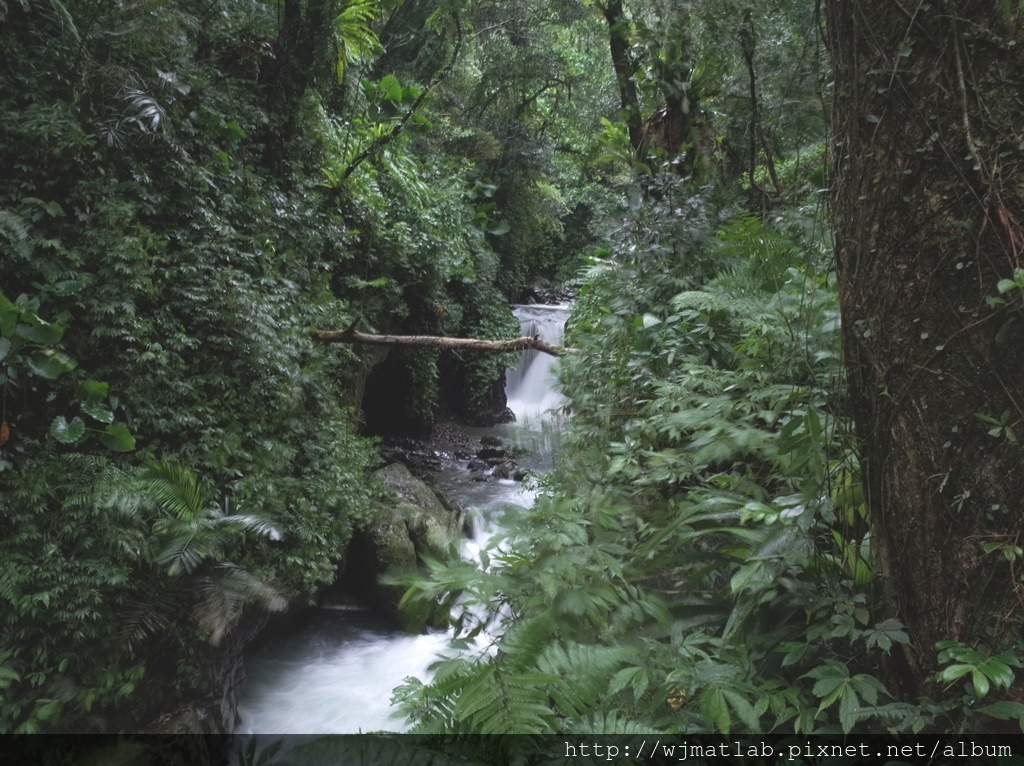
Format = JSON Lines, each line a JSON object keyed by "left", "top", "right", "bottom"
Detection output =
{"left": 505, "top": 304, "right": 568, "bottom": 422}
{"left": 235, "top": 304, "right": 569, "bottom": 734}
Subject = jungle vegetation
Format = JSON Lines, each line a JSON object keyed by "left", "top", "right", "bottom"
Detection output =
{"left": 1, "top": 0, "right": 1023, "bottom": 738}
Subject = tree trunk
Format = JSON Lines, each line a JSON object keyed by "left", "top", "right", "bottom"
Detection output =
{"left": 601, "top": 0, "right": 643, "bottom": 157}
{"left": 312, "top": 328, "right": 573, "bottom": 357}
{"left": 262, "top": 0, "right": 331, "bottom": 144}
{"left": 826, "top": 1, "right": 1024, "bottom": 694}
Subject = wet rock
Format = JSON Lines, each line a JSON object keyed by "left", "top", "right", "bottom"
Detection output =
{"left": 491, "top": 461, "right": 517, "bottom": 479}
{"left": 477, "top": 446, "right": 507, "bottom": 460}
{"left": 467, "top": 459, "right": 489, "bottom": 472}
{"left": 379, "top": 436, "right": 442, "bottom": 476}
{"left": 480, "top": 435, "right": 504, "bottom": 448}
{"left": 341, "top": 463, "right": 462, "bottom": 620}
{"left": 519, "top": 284, "right": 578, "bottom": 305}
{"left": 143, "top": 612, "right": 268, "bottom": 741}
{"left": 494, "top": 407, "right": 516, "bottom": 424}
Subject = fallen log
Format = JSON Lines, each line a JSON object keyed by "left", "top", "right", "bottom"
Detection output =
{"left": 312, "top": 322, "right": 575, "bottom": 358}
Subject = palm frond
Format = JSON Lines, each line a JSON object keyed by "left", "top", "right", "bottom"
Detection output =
{"left": 118, "top": 583, "right": 189, "bottom": 657}
{"left": 212, "top": 513, "right": 282, "bottom": 541}
{"left": 193, "top": 564, "right": 286, "bottom": 646}
{"left": 154, "top": 532, "right": 210, "bottom": 577}
{"left": 138, "top": 459, "right": 206, "bottom": 520}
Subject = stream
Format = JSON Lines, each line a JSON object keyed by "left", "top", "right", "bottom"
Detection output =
{"left": 236, "top": 304, "right": 569, "bottom": 734}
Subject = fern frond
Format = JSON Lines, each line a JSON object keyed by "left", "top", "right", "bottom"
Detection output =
{"left": 454, "top": 664, "right": 554, "bottom": 734}
{"left": 567, "top": 710, "right": 662, "bottom": 734}
{"left": 334, "top": 0, "right": 383, "bottom": 81}
{"left": 289, "top": 735, "right": 471, "bottom": 766}
{"left": 118, "top": 583, "right": 188, "bottom": 657}
{"left": 536, "top": 642, "right": 636, "bottom": 722}
{"left": 0, "top": 209, "right": 29, "bottom": 257}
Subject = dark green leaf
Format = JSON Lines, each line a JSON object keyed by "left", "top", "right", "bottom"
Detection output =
{"left": 81, "top": 400, "right": 115, "bottom": 424}
{"left": 15, "top": 318, "right": 64, "bottom": 346}
{"left": 50, "top": 416, "right": 86, "bottom": 444}
{"left": 0, "top": 310, "right": 16, "bottom": 337}
{"left": 26, "top": 348, "right": 76, "bottom": 379}
{"left": 78, "top": 380, "right": 109, "bottom": 401}
{"left": 100, "top": 424, "right": 136, "bottom": 452}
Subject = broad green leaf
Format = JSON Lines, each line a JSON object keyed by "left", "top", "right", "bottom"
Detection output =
{"left": 78, "top": 380, "right": 109, "bottom": 401}
{"left": 838, "top": 688, "right": 859, "bottom": 732}
{"left": 972, "top": 669, "right": 990, "bottom": 698}
{"left": 722, "top": 689, "right": 761, "bottom": 731}
{"left": 939, "top": 663, "right": 974, "bottom": 682}
{"left": 100, "top": 424, "right": 136, "bottom": 452}
{"left": 0, "top": 337, "right": 10, "bottom": 362}
{"left": 979, "top": 701, "right": 1024, "bottom": 731}
{"left": 983, "top": 657, "right": 1017, "bottom": 689}
{"left": 81, "top": 400, "right": 114, "bottom": 424}
{"left": 817, "top": 681, "right": 846, "bottom": 711}
{"left": 998, "top": 278, "right": 1018, "bottom": 294}
{"left": 26, "top": 348, "right": 76, "bottom": 379}
{"left": 780, "top": 642, "right": 809, "bottom": 667}
{"left": 608, "top": 666, "right": 644, "bottom": 697}
{"left": 15, "top": 318, "right": 64, "bottom": 346}
{"left": 0, "top": 310, "right": 16, "bottom": 337}
{"left": 700, "top": 686, "right": 731, "bottom": 733}
{"left": 50, "top": 416, "right": 85, "bottom": 444}
{"left": 378, "top": 75, "right": 400, "bottom": 98}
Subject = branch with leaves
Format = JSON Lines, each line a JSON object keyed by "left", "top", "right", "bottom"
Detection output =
{"left": 342, "top": 14, "right": 464, "bottom": 180}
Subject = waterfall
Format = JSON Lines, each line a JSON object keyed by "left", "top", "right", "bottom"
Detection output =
{"left": 235, "top": 303, "right": 569, "bottom": 735}
{"left": 505, "top": 304, "right": 568, "bottom": 423}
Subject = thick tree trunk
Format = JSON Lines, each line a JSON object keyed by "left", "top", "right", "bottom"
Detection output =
{"left": 826, "top": 1, "right": 1024, "bottom": 694}
{"left": 601, "top": 0, "right": 643, "bottom": 157}
{"left": 262, "top": 0, "right": 332, "bottom": 144}
{"left": 312, "top": 328, "right": 573, "bottom": 357}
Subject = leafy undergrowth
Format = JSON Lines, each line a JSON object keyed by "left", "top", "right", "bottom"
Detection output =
{"left": 395, "top": 177, "right": 1024, "bottom": 735}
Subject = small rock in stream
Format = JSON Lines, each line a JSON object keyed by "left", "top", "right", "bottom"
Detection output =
{"left": 477, "top": 446, "right": 507, "bottom": 460}
{"left": 491, "top": 461, "right": 517, "bottom": 479}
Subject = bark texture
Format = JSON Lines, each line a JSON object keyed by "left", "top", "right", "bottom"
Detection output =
{"left": 601, "top": 0, "right": 644, "bottom": 156}
{"left": 312, "top": 327, "right": 573, "bottom": 357}
{"left": 826, "top": 1, "right": 1024, "bottom": 692}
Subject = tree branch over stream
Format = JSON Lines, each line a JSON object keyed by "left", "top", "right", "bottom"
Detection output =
{"left": 312, "top": 318, "right": 576, "bottom": 357}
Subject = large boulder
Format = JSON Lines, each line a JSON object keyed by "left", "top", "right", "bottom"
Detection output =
{"left": 341, "top": 463, "right": 461, "bottom": 619}
{"left": 377, "top": 462, "right": 461, "bottom": 558}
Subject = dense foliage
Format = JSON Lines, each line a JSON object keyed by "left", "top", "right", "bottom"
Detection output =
{"left": 393, "top": 0, "right": 1024, "bottom": 739}
{"left": 2, "top": 0, "right": 1021, "bottom": 739}
{"left": 0, "top": 0, "right": 575, "bottom": 732}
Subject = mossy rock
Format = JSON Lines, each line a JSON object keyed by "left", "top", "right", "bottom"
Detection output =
{"left": 375, "top": 463, "right": 461, "bottom": 561}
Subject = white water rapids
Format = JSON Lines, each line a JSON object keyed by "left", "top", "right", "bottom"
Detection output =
{"left": 235, "top": 304, "right": 569, "bottom": 734}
